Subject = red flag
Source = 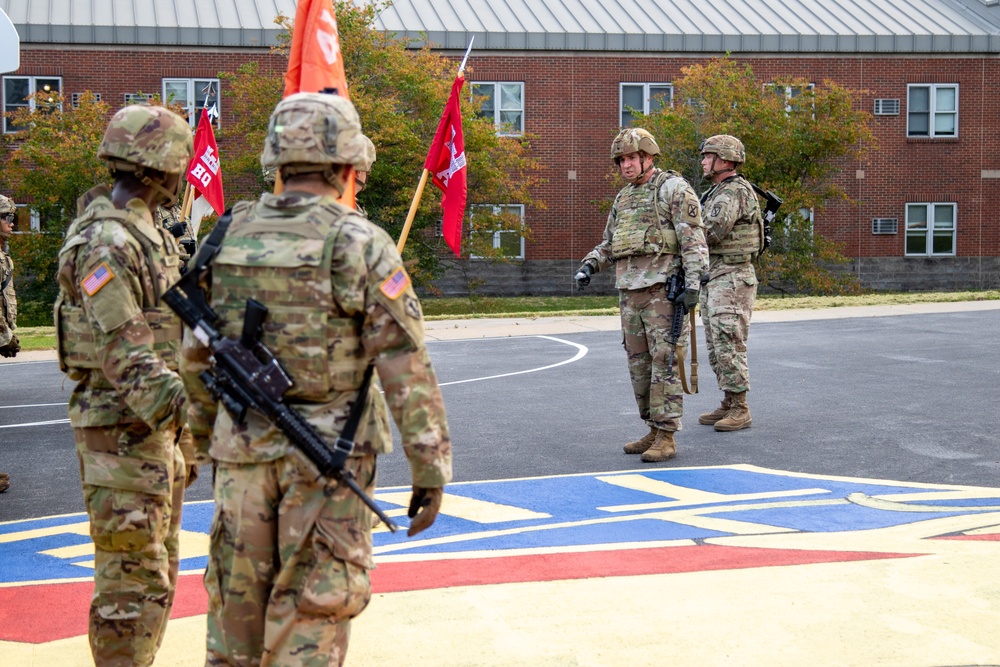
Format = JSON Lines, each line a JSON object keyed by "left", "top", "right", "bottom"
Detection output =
{"left": 186, "top": 109, "right": 225, "bottom": 216}
{"left": 424, "top": 75, "right": 468, "bottom": 257}
{"left": 281, "top": 0, "right": 354, "bottom": 208}
{"left": 283, "top": 0, "right": 349, "bottom": 99}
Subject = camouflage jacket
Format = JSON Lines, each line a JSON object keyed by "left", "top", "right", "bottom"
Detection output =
{"left": 700, "top": 174, "right": 764, "bottom": 277}
{"left": 583, "top": 169, "right": 709, "bottom": 291}
{"left": 180, "top": 190, "right": 452, "bottom": 489}
{"left": 55, "top": 186, "right": 188, "bottom": 430}
{"left": 0, "top": 247, "right": 15, "bottom": 346}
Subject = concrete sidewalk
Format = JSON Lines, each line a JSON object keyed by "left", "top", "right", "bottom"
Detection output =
{"left": 422, "top": 299, "right": 1000, "bottom": 341}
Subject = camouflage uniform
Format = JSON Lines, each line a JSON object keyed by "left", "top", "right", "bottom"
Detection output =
{"left": 581, "top": 128, "right": 708, "bottom": 462}
{"left": 54, "top": 105, "right": 195, "bottom": 667}
{"left": 697, "top": 135, "right": 764, "bottom": 431}
{"left": 181, "top": 93, "right": 452, "bottom": 667}
{"left": 0, "top": 194, "right": 16, "bottom": 493}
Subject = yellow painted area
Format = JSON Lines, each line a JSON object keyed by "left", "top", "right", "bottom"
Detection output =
{"left": 377, "top": 491, "right": 551, "bottom": 524}
{"left": 0, "top": 522, "right": 90, "bottom": 544}
{"left": 596, "top": 474, "right": 831, "bottom": 512}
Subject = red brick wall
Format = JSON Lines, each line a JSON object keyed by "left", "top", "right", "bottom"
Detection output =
{"left": 468, "top": 54, "right": 1000, "bottom": 262}
{"left": 10, "top": 47, "right": 1000, "bottom": 263}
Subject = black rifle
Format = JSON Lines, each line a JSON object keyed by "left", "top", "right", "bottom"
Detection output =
{"left": 163, "top": 242, "right": 398, "bottom": 532}
{"left": 750, "top": 184, "right": 783, "bottom": 254}
{"left": 665, "top": 268, "right": 687, "bottom": 370}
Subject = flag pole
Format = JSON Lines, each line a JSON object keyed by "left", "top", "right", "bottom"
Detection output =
{"left": 396, "top": 37, "right": 473, "bottom": 255}
{"left": 180, "top": 183, "right": 194, "bottom": 222}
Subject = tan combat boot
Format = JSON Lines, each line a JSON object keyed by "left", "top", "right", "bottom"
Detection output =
{"left": 715, "top": 391, "right": 752, "bottom": 431}
{"left": 640, "top": 429, "right": 677, "bottom": 463}
{"left": 698, "top": 395, "right": 732, "bottom": 425}
{"left": 623, "top": 427, "right": 658, "bottom": 454}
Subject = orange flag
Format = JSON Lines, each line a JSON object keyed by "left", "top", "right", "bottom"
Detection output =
{"left": 281, "top": 0, "right": 355, "bottom": 207}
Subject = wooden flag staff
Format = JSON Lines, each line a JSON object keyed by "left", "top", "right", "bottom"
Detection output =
{"left": 396, "top": 37, "right": 473, "bottom": 255}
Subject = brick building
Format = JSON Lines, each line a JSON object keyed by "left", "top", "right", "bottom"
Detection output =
{"left": 3, "top": 0, "right": 1000, "bottom": 293}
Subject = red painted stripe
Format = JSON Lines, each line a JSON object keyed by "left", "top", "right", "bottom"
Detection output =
{"left": 369, "top": 545, "right": 919, "bottom": 593}
{"left": 0, "top": 573, "right": 207, "bottom": 644}
{"left": 935, "top": 533, "right": 1000, "bottom": 541}
{"left": 0, "top": 546, "right": 917, "bottom": 644}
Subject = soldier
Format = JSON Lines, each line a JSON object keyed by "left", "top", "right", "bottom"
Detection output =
{"left": 697, "top": 135, "right": 764, "bottom": 432}
{"left": 0, "top": 194, "right": 18, "bottom": 362}
{"left": 354, "top": 134, "right": 376, "bottom": 216}
{"left": 53, "top": 105, "right": 199, "bottom": 666}
{"left": 157, "top": 203, "right": 196, "bottom": 267}
{"left": 576, "top": 128, "right": 708, "bottom": 462}
{"left": 0, "top": 194, "right": 17, "bottom": 494}
{"left": 180, "top": 93, "right": 452, "bottom": 666}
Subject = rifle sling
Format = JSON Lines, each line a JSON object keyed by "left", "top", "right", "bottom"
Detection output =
{"left": 333, "top": 361, "right": 375, "bottom": 454}
{"left": 677, "top": 306, "right": 699, "bottom": 395}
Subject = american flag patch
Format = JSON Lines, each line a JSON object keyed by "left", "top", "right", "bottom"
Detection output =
{"left": 81, "top": 262, "right": 114, "bottom": 296}
{"left": 379, "top": 267, "right": 411, "bottom": 300}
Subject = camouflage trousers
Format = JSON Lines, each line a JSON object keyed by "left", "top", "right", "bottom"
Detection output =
{"left": 206, "top": 452, "right": 376, "bottom": 667}
{"left": 620, "top": 282, "right": 689, "bottom": 431}
{"left": 74, "top": 421, "right": 186, "bottom": 667}
{"left": 699, "top": 263, "right": 757, "bottom": 393}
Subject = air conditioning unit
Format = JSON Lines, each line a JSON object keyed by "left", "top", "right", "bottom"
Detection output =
{"left": 873, "top": 99, "right": 900, "bottom": 115}
{"left": 872, "top": 218, "right": 898, "bottom": 235}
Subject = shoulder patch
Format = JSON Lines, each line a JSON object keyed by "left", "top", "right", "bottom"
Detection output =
{"left": 379, "top": 267, "right": 411, "bottom": 300}
{"left": 81, "top": 262, "right": 115, "bottom": 297}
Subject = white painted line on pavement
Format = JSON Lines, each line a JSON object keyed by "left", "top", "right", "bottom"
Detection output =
{"left": 438, "top": 335, "right": 588, "bottom": 387}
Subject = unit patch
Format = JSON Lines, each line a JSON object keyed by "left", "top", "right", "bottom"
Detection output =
{"left": 81, "top": 262, "right": 114, "bottom": 296}
{"left": 379, "top": 267, "right": 411, "bottom": 300}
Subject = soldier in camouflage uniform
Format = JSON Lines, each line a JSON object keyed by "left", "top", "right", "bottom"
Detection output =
{"left": 180, "top": 93, "right": 452, "bottom": 667}
{"left": 54, "top": 105, "right": 199, "bottom": 667}
{"left": 0, "top": 194, "right": 18, "bottom": 493}
{"left": 697, "top": 135, "right": 764, "bottom": 432}
{"left": 0, "top": 194, "right": 19, "bottom": 362}
{"left": 576, "top": 128, "right": 708, "bottom": 462}
{"left": 354, "top": 134, "right": 376, "bottom": 217}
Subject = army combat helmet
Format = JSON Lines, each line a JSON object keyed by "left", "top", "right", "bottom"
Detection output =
{"left": 700, "top": 134, "right": 745, "bottom": 166}
{"left": 261, "top": 93, "right": 366, "bottom": 195}
{"left": 0, "top": 194, "right": 15, "bottom": 215}
{"left": 356, "top": 134, "right": 376, "bottom": 173}
{"left": 98, "top": 105, "right": 194, "bottom": 207}
{"left": 611, "top": 128, "right": 660, "bottom": 164}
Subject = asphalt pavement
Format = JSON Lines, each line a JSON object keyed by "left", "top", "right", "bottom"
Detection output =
{"left": 2, "top": 299, "right": 1000, "bottom": 666}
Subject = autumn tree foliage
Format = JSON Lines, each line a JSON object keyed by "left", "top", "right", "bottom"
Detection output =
{"left": 0, "top": 92, "right": 111, "bottom": 324}
{"left": 220, "top": 3, "right": 543, "bottom": 283}
{"left": 637, "top": 58, "right": 874, "bottom": 294}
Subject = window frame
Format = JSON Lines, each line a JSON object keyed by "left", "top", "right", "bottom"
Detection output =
{"left": 468, "top": 204, "right": 526, "bottom": 260}
{"left": 619, "top": 83, "right": 673, "bottom": 127}
{"left": 162, "top": 78, "right": 221, "bottom": 128}
{"left": 470, "top": 81, "right": 524, "bottom": 136}
{"left": 906, "top": 84, "right": 958, "bottom": 138}
{"left": 905, "top": 202, "right": 956, "bottom": 257}
{"left": 2, "top": 75, "right": 63, "bottom": 133}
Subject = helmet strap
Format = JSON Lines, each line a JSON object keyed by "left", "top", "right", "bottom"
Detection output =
{"left": 137, "top": 168, "right": 181, "bottom": 207}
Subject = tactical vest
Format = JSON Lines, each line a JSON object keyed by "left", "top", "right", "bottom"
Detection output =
{"left": 56, "top": 206, "right": 182, "bottom": 376}
{"left": 708, "top": 176, "right": 765, "bottom": 264}
{"left": 0, "top": 252, "right": 15, "bottom": 330}
{"left": 610, "top": 170, "right": 680, "bottom": 260}
{"left": 210, "top": 200, "right": 368, "bottom": 401}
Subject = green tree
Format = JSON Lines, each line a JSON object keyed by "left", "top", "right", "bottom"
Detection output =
{"left": 220, "top": 3, "right": 543, "bottom": 286}
{"left": 636, "top": 58, "right": 874, "bottom": 294}
{"left": 1, "top": 91, "right": 110, "bottom": 324}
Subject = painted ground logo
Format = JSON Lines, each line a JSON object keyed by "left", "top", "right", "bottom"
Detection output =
{"left": 2, "top": 464, "right": 1000, "bottom": 645}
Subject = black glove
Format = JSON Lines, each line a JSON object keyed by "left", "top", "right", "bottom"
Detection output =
{"left": 574, "top": 264, "right": 593, "bottom": 289}
{"left": 671, "top": 287, "right": 699, "bottom": 311}
{"left": 407, "top": 486, "right": 443, "bottom": 537}
{"left": 0, "top": 335, "right": 18, "bottom": 358}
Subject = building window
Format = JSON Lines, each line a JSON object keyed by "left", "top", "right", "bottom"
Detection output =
{"left": 620, "top": 83, "right": 672, "bottom": 126}
{"left": 471, "top": 82, "right": 523, "bottom": 136}
{"left": 124, "top": 93, "right": 155, "bottom": 106}
{"left": 766, "top": 83, "right": 815, "bottom": 114}
{"left": 162, "top": 78, "right": 220, "bottom": 128}
{"left": 2, "top": 76, "right": 62, "bottom": 133}
{"left": 905, "top": 203, "right": 955, "bottom": 256}
{"left": 70, "top": 92, "right": 101, "bottom": 108}
{"left": 469, "top": 204, "right": 525, "bottom": 259}
{"left": 907, "top": 84, "right": 957, "bottom": 138}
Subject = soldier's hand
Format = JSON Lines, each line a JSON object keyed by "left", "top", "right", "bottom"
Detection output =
{"left": 407, "top": 486, "right": 443, "bottom": 537}
{"left": 0, "top": 336, "right": 17, "bottom": 358}
{"left": 175, "top": 425, "right": 199, "bottom": 488}
{"left": 672, "top": 287, "right": 699, "bottom": 311}
{"left": 185, "top": 463, "right": 199, "bottom": 488}
{"left": 574, "top": 264, "right": 593, "bottom": 289}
